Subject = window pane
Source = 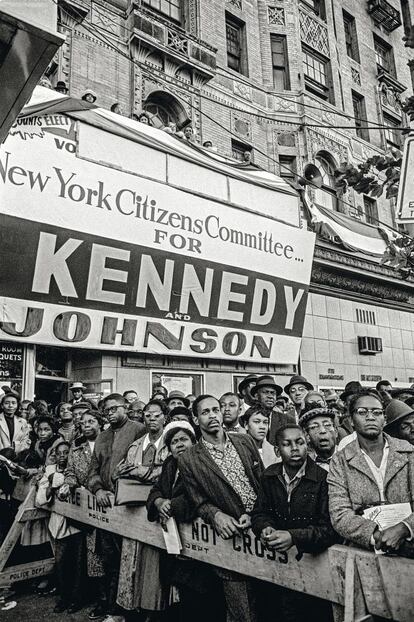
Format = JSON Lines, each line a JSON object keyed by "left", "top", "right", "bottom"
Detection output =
{"left": 383, "top": 114, "right": 401, "bottom": 147}
{"left": 279, "top": 156, "right": 296, "bottom": 180}
{"left": 143, "top": 0, "right": 181, "bottom": 22}
{"left": 343, "top": 11, "right": 359, "bottom": 62}
{"left": 271, "top": 35, "right": 289, "bottom": 90}
{"left": 363, "top": 196, "right": 379, "bottom": 225}
{"left": 374, "top": 36, "right": 395, "bottom": 77}
{"left": 226, "top": 19, "right": 243, "bottom": 73}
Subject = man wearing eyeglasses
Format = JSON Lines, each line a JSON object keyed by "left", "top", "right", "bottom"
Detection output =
{"left": 87, "top": 393, "right": 145, "bottom": 621}
{"left": 299, "top": 407, "right": 338, "bottom": 471}
{"left": 328, "top": 388, "right": 414, "bottom": 556}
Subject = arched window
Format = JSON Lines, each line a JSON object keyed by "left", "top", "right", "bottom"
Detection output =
{"left": 143, "top": 91, "right": 189, "bottom": 128}
{"left": 313, "top": 152, "right": 338, "bottom": 211}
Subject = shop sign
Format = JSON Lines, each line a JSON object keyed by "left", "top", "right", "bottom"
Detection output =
{"left": 319, "top": 374, "right": 344, "bottom": 381}
{"left": 0, "top": 114, "right": 315, "bottom": 364}
{"left": 0, "top": 341, "right": 23, "bottom": 380}
{"left": 397, "top": 133, "right": 414, "bottom": 223}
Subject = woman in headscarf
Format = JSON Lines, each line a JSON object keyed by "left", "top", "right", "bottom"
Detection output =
{"left": 146, "top": 422, "right": 225, "bottom": 622}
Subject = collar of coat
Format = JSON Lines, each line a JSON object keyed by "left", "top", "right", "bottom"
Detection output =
{"left": 342, "top": 433, "right": 414, "bottom": 487}
{"left": 342, "top": 433, "right": 413, "bottom": 461}
{"left": 262, "top": 456, "right": 324, "bottom": 483}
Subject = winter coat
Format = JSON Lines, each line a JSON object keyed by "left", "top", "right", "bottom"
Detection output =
{"left": 147, "top": 454, "right": 194, "bottom": 523}
{"left": 251, "top": 458, "right": 339, "bottom": 555}
{"left": 0, "top": 414, "right": 30, "bottom": 454}
{"left": 178, "top": 433, "right": 263, "bottom": 523}
{"left": 327, "top": 434, "right": 414, "bottom": 549}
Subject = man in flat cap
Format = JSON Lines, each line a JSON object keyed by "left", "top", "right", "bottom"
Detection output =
{"left": 299, "top": 407, "right": 338, "bottom": 471}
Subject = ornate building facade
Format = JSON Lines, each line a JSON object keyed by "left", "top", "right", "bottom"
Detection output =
{"left": 37, "top": 0, "right": 414, "bottom": 398}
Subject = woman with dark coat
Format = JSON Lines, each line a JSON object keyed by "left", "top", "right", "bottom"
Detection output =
{"left": 146, "top": 422, "right": 225, "bottom": 622}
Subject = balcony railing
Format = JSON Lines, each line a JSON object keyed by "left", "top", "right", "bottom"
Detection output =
{"left": 367, "top": 0, "right": 402, "bottom": 33}
{"left": 128, "top": 4, "right": 216, "bottom": 84}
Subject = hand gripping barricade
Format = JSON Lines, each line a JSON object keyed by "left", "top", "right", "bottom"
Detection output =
{"left": 1, "top": 486, "right": 414, "bottom": 622}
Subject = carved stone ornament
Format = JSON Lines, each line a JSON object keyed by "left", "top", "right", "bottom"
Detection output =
{"left": 311, "top": 266, "right": 411, "bottom": 303}
{"left": 306, "top": 128, "right": 348, "bottom": 164}
{"left": 299, "top": 8, "right": 329, "bottom": 56}
{"left": 273, "top": 95, "right": 297, "bottom": 112}
{"left": 232, "top": 113, "right": 252, "bottom": 139}
{"left": 268, "top": 7, "right": 285, "bottom": 26}
{"left": 233, "top": 81, "right": 252, "bottom": 100}
{"left": 227, "top": 0, "right": 242, "bottom": 9}
{"left": 351, "top": 67, "right": 361, "bottom": 86}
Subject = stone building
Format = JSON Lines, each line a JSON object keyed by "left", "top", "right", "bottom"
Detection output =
{"left": 31, "top": 0, "right": 414, "bottom": 400}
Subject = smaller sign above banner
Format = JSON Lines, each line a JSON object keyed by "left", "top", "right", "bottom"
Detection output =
{"left": 397, "top": 133, "right": 414, "bottom": 223}
{"left": 0, "top": 341, "right": 24, "bottom": 380}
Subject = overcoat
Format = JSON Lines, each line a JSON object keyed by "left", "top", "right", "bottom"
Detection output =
{"left": 251, "top": 458, "right": 338, "bottom": 555}
{"left": 0, "top": 414, "right": 30, "bottom": 454}
{"left": 178, "top": 433, "right": 263, "bottom": 523}
{"left": 327, "top": 434, "right": 414, "bottom": 549}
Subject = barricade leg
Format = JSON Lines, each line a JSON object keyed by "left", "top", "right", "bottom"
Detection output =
{"left": 0, "top": 487, "right": 54, "bottom": 587}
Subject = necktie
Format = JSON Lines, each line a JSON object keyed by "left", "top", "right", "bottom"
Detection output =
{"left": 142, "top": 443, "right": 156, "bottom": 466}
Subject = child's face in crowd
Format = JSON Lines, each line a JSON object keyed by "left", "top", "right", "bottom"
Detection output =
{"left": 38, "top": 422, "right": 53, "bottom": 442}
{"left": 245, "top": 413, "right": 269, "bottom": 442}
{"left": 56, "top": 444, "right": 69, "bottom": 469}
{"left": 276, "top": 428, "right": 307, "bottom": 469}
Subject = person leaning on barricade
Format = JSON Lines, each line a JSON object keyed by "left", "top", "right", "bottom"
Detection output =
{"left": 58, "top": 409, "right": 106, "bottom": 618}
{"left": 87, "top": 393, "right": 146, "bottom": 621}
{"left": 327, "top": 388, "right": 414, "bottom": 557}
{"left": 146, "top": 421, "right": 226, "bottom": 622}
{"left": 178, "top": 394, "right": 263, "bottom": 622}
{"left": 114, "top": 398, "right": 169, "bottom": 616}
{"left": 36, "top": 440, "right": 83, "bottom": 613}
{"left": 251, "top": 423, "right": 339, "bottom": 622}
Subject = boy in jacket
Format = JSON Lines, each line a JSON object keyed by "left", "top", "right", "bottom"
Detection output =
{"left": 251, "top": 424, "right": 338, "bottom": 622}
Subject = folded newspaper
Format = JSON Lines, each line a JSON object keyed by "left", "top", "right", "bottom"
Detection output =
{"left": 162, "top": 517, "right": 182, "bottom": 555}
{"left": 363, "top": 502, "right": 412, "bottom": 530}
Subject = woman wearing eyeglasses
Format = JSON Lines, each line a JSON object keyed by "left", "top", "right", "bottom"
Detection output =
{"left": 86, "top": 393, "right": 145, "bottom": 620}
{"left": 328, "top": 388, "right": 414, "bottom": 556}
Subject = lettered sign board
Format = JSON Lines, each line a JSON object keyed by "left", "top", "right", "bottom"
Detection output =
{"left": 0, "top": 97, "right": 315, "bottom": 363}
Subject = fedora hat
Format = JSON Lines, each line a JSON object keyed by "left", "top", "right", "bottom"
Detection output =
{"left": 389, "top": 388, "right": 414, "bottom": 399}
{"left": 384, "top": 399, "right": 414, "bottom": 432}
{"left": 340, "top": 381, "right": 363, "bottom": 401}
{"left": 69, "top": 382, "right": 86, "bottom": 391}
{"left": 55, "top": 81, "right": 68, "bottom": 93}
{"left": 251, "top": 375, "right": 283, "bottom": 398}
{"left": 165, "top": 391, "right": 190, "bottom": 408}
{"left": 238, "top": 374, "right": 258, "bottom": 396}
{"left": 284, "top": 375, "right": 314, "bottom": 395}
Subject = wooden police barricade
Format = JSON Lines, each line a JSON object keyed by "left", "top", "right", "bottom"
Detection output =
{"left": 0, "top": 487, "right": 54, "bottom": 588}
{"left": 2, "top": 486, "right": 414, "bottom": 621}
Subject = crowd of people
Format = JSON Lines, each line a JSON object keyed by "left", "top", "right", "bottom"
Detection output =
{"left": 1, "top": 374, "right": 414, "bottom": 622}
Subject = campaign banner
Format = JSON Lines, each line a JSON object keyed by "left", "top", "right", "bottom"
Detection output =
{"left": 0, "top": 112, "right": 315, "bottom": 363}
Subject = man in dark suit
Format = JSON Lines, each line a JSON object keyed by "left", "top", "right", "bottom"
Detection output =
{"left": 178, "top": 394, "right": 263, "bottom": 622}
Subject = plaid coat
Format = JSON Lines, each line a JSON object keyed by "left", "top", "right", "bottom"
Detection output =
{"left": 178, "top": 433, "right": 263, "bottom": 524}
